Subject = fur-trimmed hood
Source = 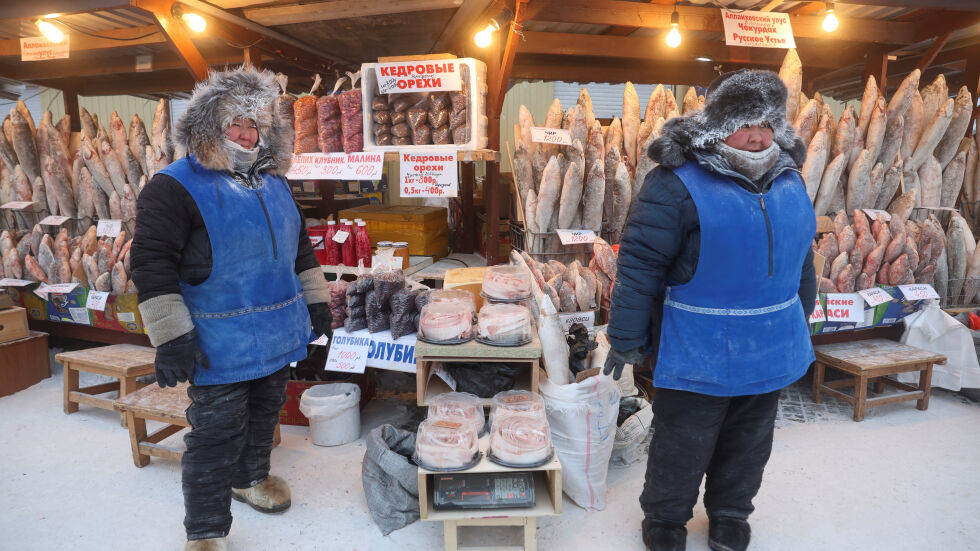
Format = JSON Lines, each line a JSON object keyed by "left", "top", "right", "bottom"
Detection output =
{"left": 649, "top": 69, "right": 806, "bottom": 170}
{"left": 174, "top": 65, "right": 291, "bottom": 175}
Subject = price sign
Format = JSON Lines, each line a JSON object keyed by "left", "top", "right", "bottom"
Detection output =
{"left": 898, "top": 284, "right": 940, "bottom": 301}
{"left": 21, "top": 35, "right": 69, "bottom": 61}
{"left": 400, "top": 151, "right": 458, "bottom": 198}
{"left": 86, "top": 291, "right": 110, "bottom": 312}
{"left": 862, "top": 209, "right": 891, "bottom": 222}
{"left": 343, "top": 152, "right": 384, "bottom": 180}
{"left": 720, "top": 9, "right": 796, "bottom": 48}
{"left": 333, "top": 230, "right": 349, "bottom": 244}
{"left": 823, "top": 293, "right": 865, "bottom": 322}
{"left": 559, "top": 310, "right": 596, "bottom": 331}
{"left": 309, "top": 236, "right": 325, "bottom": 250}
{"left": 555, "top": 229, "right": 597, "bottom": 245}
{"left": 375, "top": 60, "right": 462, "bottom": 95}
{"left": 0, "top": 278, "right": 32, "bottom": 287}
{"left": 858, "top": 286, "right": 894, "bottom": 307}
{"left": 324, "top": 331, "right": 371, "bottom": 374}
{"left": 285, "top": 153, "right": 347, "bottom": 180}
{"left": 372, "top": 255, "right": 404, "bottom": 270}
{"left": 97, "top": 219, "right": 122, "bottom": 237}
{"left": 310, "top": 334, "right": 330, "bottom": 346}
{"left": 1, "top": 201, "right": 35, "bottom": 210}
{"left": 810, "top": 296, "right": 825, "bottom": 324}
{"left": 39, "top": 215, "right": 70, "bottom": 226}
{"left": 530, "top": 127, "right": 572, "bottom": 146}
{"left": 34, "top": 282, "right": 79, "bottom": 299}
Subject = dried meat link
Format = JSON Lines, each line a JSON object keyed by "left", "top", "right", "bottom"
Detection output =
{"left": 373, "top": 110, "right": 391, "bottom": 125}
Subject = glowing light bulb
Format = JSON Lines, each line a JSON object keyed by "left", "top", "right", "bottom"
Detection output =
{"left": 666, "top": 26, "right": 682, "bottom": 48}
{"left": 182, "top": 12, "right": 207, "bottom": 33}
{"left": 822, "top": 11, "right": 838, "bottom": 32}
{"left": 474, "top": 24, "right": 494, "bottom": 48}
{"left": 36, "top": 20, "right": 64, "bottom": 43}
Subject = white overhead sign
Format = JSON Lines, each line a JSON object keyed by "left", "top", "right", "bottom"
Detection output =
{"left": 721, "top": 9, "right": 796, "bottom": 49}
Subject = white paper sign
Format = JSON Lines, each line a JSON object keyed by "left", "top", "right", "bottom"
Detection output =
{"left": 118, "top": 312, "right": 136, "bottom": 322}
{"left": 40, "top": 215, "right": 70, "bottom": 226}
{"left": 285, "top": 152, "right": 347, "bottom": 180}
{"left": 432, "top": 365, "right": 458, "bottom": 391}
{"left": 365, "top": 329, "right": 418, "bottom": 373}
{"left": 310, "top": 334, "right": 330, "bottom": 346}
{"left": 898, "top": 284, "right": 940, "bottom": 301}
{"left": 333, "top": 230, "right": 350, "bottom": 244}
{"left": 34, "top": 282, "right": 79, "bottom": 299}
{"left": 1, "top": 201, "right": 36, "bottom": 210}
{"left": 0, "top": 278, "right": 32, "bottom": 287}
{"left": 559, "top": 310, "right": 596, "bottom": 331}
{"left": 372, "top": 255, "right": 404, "bottom": 270}
{"left": 21, "top": 35, "right": 69, "bottom": 61}
{"left": 68, "top": 307, "right": 91, "bottom": 325}
{"left": 862, "top": 209, "right": 891, "bottom": 222}
{"left": 344, "top": 152, "right": 384, "bottom": 180}
{"left": 530, "top": 127, "right": 572, "bottom": 146}
{"left": 97, "top": 219, "right": 122, "bottom": 237}
{"left": 555, "top": 229, "right": 597, "bottom": 245}
{"left": 858, "top": 286, "right": 894, "bottom": 307}
{"left": 823, "top": 293, "right": 865, "bottom": 322}
{"left": 324, "top": 330, "right": 371, "bottom": 374}
{"left": 400, "top": 151, "right": 458, "bottom": 198}
{"left": 721, "top": 9, "right": 796, "bottom": 49}
{"left": 810, "top": 297, "right": 826, "bottom": 324}
{"left": 375, "top": 60, "right": 462, "bottom": 95}
{"left": 85, "top": 291, "right": 110, "bottom": 312}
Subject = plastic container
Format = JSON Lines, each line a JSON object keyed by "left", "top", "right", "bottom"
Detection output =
{"left": 324, "top": 221, "right": 341, "bottom": 266}
{"left": 488, "top": 413, "right": 553, "bottom": 468}
{"left": 298, "top": 383, "right": 361, "bottom": 447}
{"left": 341, "top": 220, "right": 356, "bottom": 267}
{"left": 418, "top": 301, "right": 474, "bottom": 344}
{"left": 307, "top": 225, "right": 330, "bottom": 265}
{"left": 477, "top": 303, "right": 532, "bottom": 346}
{"left": 414, "top": 418, "right": 480, "bottom": 471}
{"left": 490, "top": 390, "right": 546, "bottom": 426}
{"left": 482, "top": 265, "right": 532, "bottom": 302}
{"left": 428, "top": 289, "right": 476, "bottom": 320}
{"left": 428, "top": 392, "right": 486, "bottom": 435}
{"left": 355, "top": 221, "right": 372, "bottom": 268}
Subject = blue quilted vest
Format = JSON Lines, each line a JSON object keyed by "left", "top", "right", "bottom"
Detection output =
{"left": 655, "top": 161, "right": 815, "bottom": 396}
{"left": 161, "top": 156, "right": 312, "bottom": 386}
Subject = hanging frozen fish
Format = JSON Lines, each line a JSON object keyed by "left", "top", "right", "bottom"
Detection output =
{"left": 940, "top": 152, "right": 967, "bottom": 208}
{"left": 622, "top": 82, "right": 640, "bottom": 169}
{"left": 901, "top": 92, "right": 924, "bottom": 162}
{"left": 581, "top": 161, "right": 605, "bottom": 232}
{"left": 80, "top": 140, "right": 114, "bottom": 198}
{"left": 873, "top": 162, "right": 904, "bottom": 211}
{"left": 567, "top": 105, "right": 588, "bottom": 153}
{"left": 813, "top": 153, "right": 847, "bottom": 217}
{"left": 681, "top": 87, "right": 700, "bottom": 116}
{"left": 128, "top": 115, "right": 151, "bottom": 175}
{"left": 151, "top": 98, "right": 172, "bottom": 160}
{"left": 664, "top": 88, "right": 680, "bottom": 120}
{"left": 31, "top": 175, "right": 52, "bottom": 219}
{"left": 604, "top": 146, "right": 623, "bottom": 230}
{"left": 908, "top": 98, "right": 954, "bottom": 172}
{"left": 864, "top": 97, "right": 887, "bottom": 163}
{"left": 920, "top": 74, "right": 948, "bottom": 124}
{"left": 109, "top": 191, "right": 122, "bottom": 220}
{"left": 576, "top": 88, "right": 595, "bottom": 131}
{"left": 793, "top": 99, "right": 819, "bottom": 147}
{"left": 832, "top": 106, "right": 856, "bottom": 161}
{"left": 534, "top": 156, "right": 561, "bottom": 233}
{"left": 524, "top": 188, "right": 539, "bottom": 233}
{"left": 99, "top": 138, "right": 130, "bottom": 198}
{"left": 917, "top": 155, "right": 942, "bottom": 208}
{"left": 802, "top": 129, "right": 829, "bottom": 201}
{"left": 610, "top": 161, "right": 631, "bottom": 243}
{"left": 109, "top": 111, "right": 130, "bottom": 168}
{"left": 10, "top": 109, "right": 39, "bottom": 183}
{"left": 866, "top": 163, "right": 885, "bottom": 212}
{"left": 0, "top": 126, "right": 17, "bottom": 169}
{"left": 934, "top": 87, "right": 973, "bottom": 168}
{"left": 604, "top": 118, "right": 623, "bottom": 157}
{"left": 877, "top": 115, "right": 903, "bottom": 168}
{"left": 645, "top": 84, "right": 665, "bottom": 122}
{"left": 846, "top": 149, "right": 873, "bottom": 212}
{"left": 558, "top": 150, "right": 585, "bottom": 228}
{"left": 779, "top": 49, "right": 802, "bottom": 122}
{"left": 513, "top": 152, "right": 533, "bottom": 205}
{"left": 585, "top": 120, "right": 604, "bottom": 175}
{"left": 856, "top": 76, "right": 878, "bottom": 139}
{"left": 15, "top": 101, "right": 35, "bottom": 137}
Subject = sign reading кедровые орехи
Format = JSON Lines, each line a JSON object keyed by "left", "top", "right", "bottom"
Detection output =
{"left": 375, "top": 60, "right": 462, "bottom": 94}
{"left": 720, "top": 9, "right": 796, "bottom": 49}
{"left": 400, "top": 151, "right": 458, "bottom": 198}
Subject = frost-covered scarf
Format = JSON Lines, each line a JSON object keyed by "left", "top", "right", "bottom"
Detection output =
{"left": 712, "top": 141, "right": 780, "bottom": 183}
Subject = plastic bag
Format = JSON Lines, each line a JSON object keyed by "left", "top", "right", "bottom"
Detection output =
{"left": 391, "top": 95, "right": 413, "bottom": 112}
{"left": 391, "top": 123, "right": 411, "bottom": 138}
{"left": 899, "top": 302, "right": 980, "bottom": 390}
{"left": 610, "top": 396, "right": 653, "bottom": 468}
{"left": 419, "top": 302, "right": 472, "bottom": 342}
{"left": 293, "top": 95, "right": 319, "bottom": 154}
{"left": 316, "top": 95, "right": 342, "bottom": 153}
{"left": 431, "top": 126, "right": 450, "bottom": 145}
{"left": 376, "top": 134, "right": 393, "bottom": 146}
{"left": 373, "top": 110, "right": 391, "bottom": 125}
{"left": 444, "top": 362, "right": 522, "bottom": 398}
{"left": 348, "top": 274, "right": 375, "bottom": 295}
{"left": 391, "top": 110, "right": 407, "bottom": 125}
{"left": 428, "top": 109, "right": 448, "bottom": 129}
{"left": 373, "top": 123, "right": 391, "bottom": 137}
{"left": 407, "top": 107, "right": 428, "bottom": 129}
{"left": 477, "top": 303, "right": 532, "bottom": 345}
{"left": 371, "top": 95, "right": 389, "bottom": 110}
{"left": 366, "top": 289, "right": 390, "bottom": 333}
{"left": 411, "top": 125, "right": 431, "bottom": 145}
{"left": 339, "top": 88, "right": 363, "bottom": 153}
{"left": 362, "top": 425, "right": 419, "bottom": 535}
{"left": 393, "top": 136, "right": 412, "bottom": 146}
{"left": 328, "top": 280, "right": 349, "bottom": 329}
{"left": 389, "top": 288, "right": 418, "bottom": 340}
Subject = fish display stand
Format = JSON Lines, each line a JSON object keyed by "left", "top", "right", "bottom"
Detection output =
{"left": 418, "top": 435, "right": 562, "bottom": 551}
{"left": 415, "top": 333, "right": 542, "bottom": 407}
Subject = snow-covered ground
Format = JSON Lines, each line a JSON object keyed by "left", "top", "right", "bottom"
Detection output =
{"left": 1, "top": 351, "right": 978, "bottom": 551}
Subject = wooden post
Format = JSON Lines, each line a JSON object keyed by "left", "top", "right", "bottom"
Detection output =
{"left": 459, "top": 161, "right": 475, "bottom": 254}
{"left": 964, "top": 46, "right": 980, "bottom": 134}
{"left": 915, "top": 31, "right": 953, "bottom": 72}
{"left": 863, "top": 47, "right": 888, "bottom": 92}
{"left": 133, "top": 0, "right": 210, "bottom": 81}
{"left": 62, "top": 86, "right": 81, "bottom": 132}
{"left": 244, "top": 46, "right": 262, "bottom": 68}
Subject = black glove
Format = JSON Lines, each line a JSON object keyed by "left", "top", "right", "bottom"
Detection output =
{"left": 308, "top": 302, "right": 333, "bottom": 340}
{"left": 154, "top": 329, "right": 209, "bottom": 388}
{"left": 603, "top": 347, "right": 647, "bottom": 381}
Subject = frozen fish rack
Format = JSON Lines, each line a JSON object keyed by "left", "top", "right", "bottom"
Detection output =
{"left": 418, "top": 434, "right": 562, "bottom": 551}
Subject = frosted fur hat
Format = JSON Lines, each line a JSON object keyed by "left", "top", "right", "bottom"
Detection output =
{"left": 174, "top": 64, "right": 291, "bottom": 174}
{"left": 649, "top": 69, "right": 806, "bottom": 169}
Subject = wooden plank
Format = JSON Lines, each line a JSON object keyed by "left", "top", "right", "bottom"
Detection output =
{"left": 914, "top": 11, "right": 980, "bottom": 41}
{"left": 138, "top": 441, "right": 184, "bottom": 461}
{"left": 431, "top": 0, "right": 496, "bottom": 53}
{"left": 813, "top": 339, "right": 947, "bottom": 371}
{"left": 916, "top": 31, "right": 953, "bottom": 72}
{"left": 132, "top": 0, "right": 209, "bottom": 81}
{"left": 38, "top": 71, "right": 197, "bottom": 96}
{"left": 243, "top": 0, "right": 464, "bottom": 26}
{"left": 144, "top": 423, "right": 184, "bottom": 444}
{"left": 29, "top": 319, "right": 151, "bottom": 345}
{"left": 243, "top": 46, "right": 263, "bottom": 68}
{"left": 757, "top": 0, "right": 784, "bottom": 12}
{"left": 865, "top": 390, "right": 925, "bottom": 407}
{"left": 114, "top": 381, "right": 191, "bottom": 421}
{"left": 491, "top": 0, "right": 526, "bottom": 115}
{"left": 77, "top": 382, "right": 122, "bottom": 396}
{"left": 2, "top": 50, "right": 248, "bottom": 81}
{"left": 0, "top": 25, "right": 163, "bottom": 57}
{"left": 0, "top": 1, "right": 128, "bottom": 20}
{"left": 56, "top": 344, "right": 156, "bottom": 373}
{"left": 789, "top": 2, "right": 826, "bottom": 16}
{"left": 511, "top": 55, "right": 720, "bottom": 86}
{"left": 864, "top": 46, "right": 889, "bottom": 91}
{"left": 69, "top": 391, "right": 116, "bottom": 410}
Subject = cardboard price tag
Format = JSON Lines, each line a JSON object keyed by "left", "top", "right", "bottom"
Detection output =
{"left": 85, "top": 291, "right": 110, "bottom": 312}
{"left": 558, "top": 310, "right": 596, "bottom": 332}
{"left": 1, "top": 201, "right": 36, "bottom": 210}
{"left": 823, "top": 293, "right": 865, "bottom": 322}
{"left": 324, "top": 331, "right": 370, "bottom": 374}
{"left": 0, "top": 278, "right": 33, "bottom": 287}
{"left": 862, "top": 209, "right": 891, "bottom": 222}
{"left": 97, "top": 219, "right": 122, "bottom": 237}
{"left": 858, "top": 286, "right": 894, "bottom": 307}
{"left": 310, "top": 334, "right": 330, "bottom": 346}
{"left": 343, "top": 152, "right": 384, "bottom": 180}
{"left": 809, "top": 296, "right": 826, "bottom": 324}
{"left": 34, "top": 282, "right": 79, "bottom": 299}
{"left": 371, "top": 255, "right": 404, "bottom": 270}
{"left": 39, "top": 215, "right": 70, "bottom": 226}
{"left": 555, "top": 229, "right": 596, "bottom": 245}
{"left": 898, "top": 284, "right": 940, "bottom": 301}
{"left": 333, "top": 230, "right": 350, "bottom": 244}
{"left": 530, "top": 127, "right": 572, "bottom": 146}
{"left": 400, "top": 151, "right": 458, "bottom": 198}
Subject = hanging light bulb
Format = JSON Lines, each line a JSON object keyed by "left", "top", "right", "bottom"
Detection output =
{"left": 474, "top": 23, "right": 496, "bottom": 48}
{"left": 822, "top": 2, "right": 839, "bottom": 32}
{"left": 666, "top": 9, "right": 682, "bottom": 48}
{"left": 172, "top": 4, "right": 207, "bottom": 33}
{"left": 473, "top": 7, "right": 513, "bottom": 48}
{"left": 35, "top": 19, "right": 64, "bottom": 43}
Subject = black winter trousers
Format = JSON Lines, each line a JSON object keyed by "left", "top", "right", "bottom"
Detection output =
{"left": 183, "top": 366, "right": 290, "bottom": 540}
{"left": 640, "top": 387, "right": 781, "bottom": 526}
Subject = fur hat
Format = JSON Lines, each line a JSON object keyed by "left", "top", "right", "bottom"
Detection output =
{"left": 174, "top": 65, "right": 291, "bottom": 174}
{"left": 649, "top": 69, "right": 806, "bottom": 169}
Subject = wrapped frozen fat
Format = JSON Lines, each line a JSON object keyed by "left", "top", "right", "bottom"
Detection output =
{"left": 489, "top": 414, "right": 553, "bottom": 467}
{"left": 477, "top": 303, "right": 532, "bottom": 345}
{"left": 489, "top": 390, "right": 545, "bottom": 426}
{"left": 482, "top": 265, "right": 532, "bottom": 301}
{"left": 418, "top": 301, "right": 473, "bottom": 343}
{"left": 427, "top": 392, "right": 486, "bottom": 435}
{"left": 414, "top": 418, "right": 480, "bottom": 471}
{"left": 428, "top": 288, "right": 476, "bottom": 320}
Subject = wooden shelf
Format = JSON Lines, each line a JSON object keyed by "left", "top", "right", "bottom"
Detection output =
{"left": 420, "top": 363, "right": 535, "bottom": 408}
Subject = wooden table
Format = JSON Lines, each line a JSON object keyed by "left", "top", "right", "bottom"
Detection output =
{"left": 813, "top": 339, "right": 947, "bottom": 421}
{"left": 56, "top": 344, "right": 156, "bottom": 426}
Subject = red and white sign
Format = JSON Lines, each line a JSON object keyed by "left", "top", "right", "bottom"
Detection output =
{"left": 375, "top": 60, "right": 462, "bottom": 95}
{"left": 530, "top": 127, "right": 572, "bottom": 146}
{"left": 858, "top": 286, "right": 894, "bottom": 307}
{"left": 823, "top": 293, "right": 865, "bottom": 322}
{"left": 286, "top": 152, "right": 347, "bottom": 180}
{"left": 96, "top": 219, "right": 122, "bottom": 237}
{"left": 810, "top": 296, "right": 825, "bottom": 324}
{"left": 862, "top": 209, "right": 892, "bottom": 222}
{"left": 898, "top": 284, "right": 940, "bottom": 301}
{"left": 21, "top": 35, "right": 69, "bottom": 61}
{"left": 1, "top": 201, "right": 36, "bottom": 210}
{"left": 556, "top": 229, "right": 597, "bottom": 245}
{"left": 721, "top": 9, "right": 796, "bottom": 49}
{"left": 40, "top": 215, "right": 70, "bottom": 226}
{"left": 400, "top": 151, "right": 458, "bottom": 198}
{"left": 332, "top": 230, "right": 350, "bottom": 244}
{"left": 344, "top": 152, "right": 384, "bottom": 180}
{"left": 324, "top": 331, "right": 370, "bottom": 374}
{"left": 33, "top": 282, "right": 79, "bottom": 299}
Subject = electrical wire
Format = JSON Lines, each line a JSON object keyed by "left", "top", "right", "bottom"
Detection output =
{"left": 52, "top": 19, "right": 161, "bottom": 41}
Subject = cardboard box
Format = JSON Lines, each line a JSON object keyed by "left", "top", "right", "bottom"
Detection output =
{"left": 46, "top": 287, "right": 92, "bottom": 325}
{"left": 91, "top": 293, "right": 145, "bottom": 334}
{"left": 809, "top": 285, "right": 927, "bottom": 335}
{"left": 0, "top": 296, "right": 29, "bottom": 343}
{"left": 0, "top": 331, "right": 50, "bottom": 397}
{"left": 6, "top": 286, "right": 47, "bottom": 321}
{"left": 339, "top": 205, "right": 448, "bottom": 256}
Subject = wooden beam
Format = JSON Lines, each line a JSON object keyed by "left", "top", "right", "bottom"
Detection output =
{"left": 889, "top": 44, "right": 978, "bottom": 75}
{"left": 133, "top": 0, "right": 209, "bottom": 81}
{"left": 914, "top": 12, "right": 980, "bottom": 42}
{"left": 916, "top": 32, "right": 953, "bottom": 72}
{"left": 511, "top": 55, "right": 721, "bottom": 86}
{"left": 0, "top": 25, "right": 164, "bottom": 57}
{"left": 864, "top": 46, "right": 889, "bottom": 91}
{"left": 62, "top": 87, "right": 80, "bottom": 132}
{"left": 490, "top": 0, "right": 525, "bottom": 116}
{"left": 243, "top": 0, "right": 464, "bottom": 27}
{"left": 41, "top": 71, "right": 196, "bottom": 96}
{"left": 243, "top": 46, "right": 262, "bottom": 68}
{"left": 757, "top": 0, "right": 784, "bottom": 12}
{"left": 837, "top": 0, "right": 980, "bottom": 10}
{"left": 0, "top": 1, "right": 127, "bottom": 20}
{"left": 0, "top": 50, "right": 245, "bottom": 81}
{"left": 431, "top": 0, "right": 495, "bottom": 53}
{"left": 790, "top": 2, "right": 826, "bottom": 16}
{"left": 522, "top": 0, "right": 919, "bottom": 45}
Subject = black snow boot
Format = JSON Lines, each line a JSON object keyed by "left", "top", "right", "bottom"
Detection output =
{"left": 642, "top": 519, "right": 687, "bottom": 551}
{"left": 708, "top": 517, "right": 751, "bottom": 551}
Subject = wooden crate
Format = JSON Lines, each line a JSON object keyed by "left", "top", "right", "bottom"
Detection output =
{"left": 0, "top": 306, "right": 29, "bottom": 344}
{"left": 0, "top": 330, "right": 50, "bottom": 397}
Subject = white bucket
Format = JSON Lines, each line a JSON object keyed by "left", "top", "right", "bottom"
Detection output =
{"left": 299, "top": 383, "right": 361, "bottom": 447}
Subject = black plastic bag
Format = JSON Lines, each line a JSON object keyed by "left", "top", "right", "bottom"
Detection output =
{"left": 444, "top": 362, "right": 523, "bottom": 398}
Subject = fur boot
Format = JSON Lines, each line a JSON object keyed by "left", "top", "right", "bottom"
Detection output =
{"left": 184, "top": 537, "right": 227, "bottom": 551}
{"left": 231, "top": 475, "right": 291, "bottom": 514}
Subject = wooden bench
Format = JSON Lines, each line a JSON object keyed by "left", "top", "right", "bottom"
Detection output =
{"left": 813, "top": 339, "right": 947, "bottom": 422}
{"left": 114, "top": 382, "right": 281, "bottom": 468}
{"left": 57, "top": 344, "right": 156, "bottom": 426}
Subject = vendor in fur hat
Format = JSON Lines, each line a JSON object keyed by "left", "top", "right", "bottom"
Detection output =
{"left": 131, "top": 66, "right": 332, "bottom": 551}
{"left": 604, "top": 70, "right": 817, "bottom": 551}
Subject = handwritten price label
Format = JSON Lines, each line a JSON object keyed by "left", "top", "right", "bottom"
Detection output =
{"left": 0, "top": 278, "right": 32, "bottom": 287}
{"left": 555, "top": 229, "right": 597, "bottom": 245}
{"left": 343, "top": 152, "right": 384, "bottom": 180}
{"left": 333, "top": 230, "right": 350, "bottom": 244}
{"left": 530, "top": 127, "right": 572, "bottom": 145}
{"left": 858, "top": 286, "right": 894, "bottom": 307}
{"left": 1, "top": 201, "right": 36, "bottom": 210}
{"left": 324, "top": 331, "right": 370, "bottom": 374}
{"left": 310, "top": 334, "right": 330, "bottom": 346}
{"left": 96, "top": 219, "right": 122, "bottom": 237}
{"left": 371, "top": 255, "right": 404, "bottom": 270}
{"left": 34, "top": 282, "right": 79, "bottom": 299}
{"left": 558, "top": 310, "right": 596, "bottom": 331}
{"left": 400, "top": 151, "right": 458, "bottom": 198}
{"left": 862, "top": 209, "right": 891, "bottom": 222}
{"left": 898, "top": 284, "right": 939, "bottom": 301}
{"left": 286, "top": 153, "right": 348, "bottom": 180}
{"left": 86, "top": 291, "right": 110, "bottom": 312}
{"left": 39, "top": 215, "right": 70, "bottom": 226}
{"left": 810, "top": 296, "right": 825, "bottom": 324}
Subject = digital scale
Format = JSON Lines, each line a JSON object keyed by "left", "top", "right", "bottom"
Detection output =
{"left": 432, "top": 472, "right": 535, "bottom": 510}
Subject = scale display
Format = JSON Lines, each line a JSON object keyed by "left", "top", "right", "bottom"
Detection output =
{"left": 433, "top": 472, "right": 535, "bottom": 510}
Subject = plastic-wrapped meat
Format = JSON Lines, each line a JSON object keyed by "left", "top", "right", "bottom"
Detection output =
{"left": 489, "top": 390, "right": 545, "bottom": 426}
{"left": 316, "top": 96, "right": 342, "bottom": 153}
{"left": 389, "top": 288, "right": 418, "bottom": 339}
{"left": 414, "top": 418, "right": 479, "bottom": 470}
{"left": 419, "top": 301, "right": 473, "bottom": 342}
{"left": 452, "top": 126, "right": 467, "bottom": 145}
{"left": 482, "top": 265, "right": 532, "bottom": 300}
{"left": 274, "top": 90, "right": 296, "bottom": 150}
{"left": 293, "top": 95, "right": 318, "bottom": 154}
{"left": 339, "top": 88, "right": 363, "bottom": 153}
{"left": 489, "top": 414, "right": 552, "bottom": 466}
{"left": 366, "top": 289, "right": 390, "bottom": 333}
{"left": 428, "top": 288, "right": 476, "bottom": 320}
{"left": 478, "top": 303, "right": 532, "bottom": 345}
{"left": 427, "top": 392, "right": 485, "bottom": 435}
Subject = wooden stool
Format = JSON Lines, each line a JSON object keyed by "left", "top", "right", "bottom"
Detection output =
{"left": 56, "top": 344, "right": 156, "bottom": 426}
{"left": 813, "top": 339, "right": 947, "bottom": 422}
{"left": 114, "top": 382, "right": 281, "bottom": 468}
